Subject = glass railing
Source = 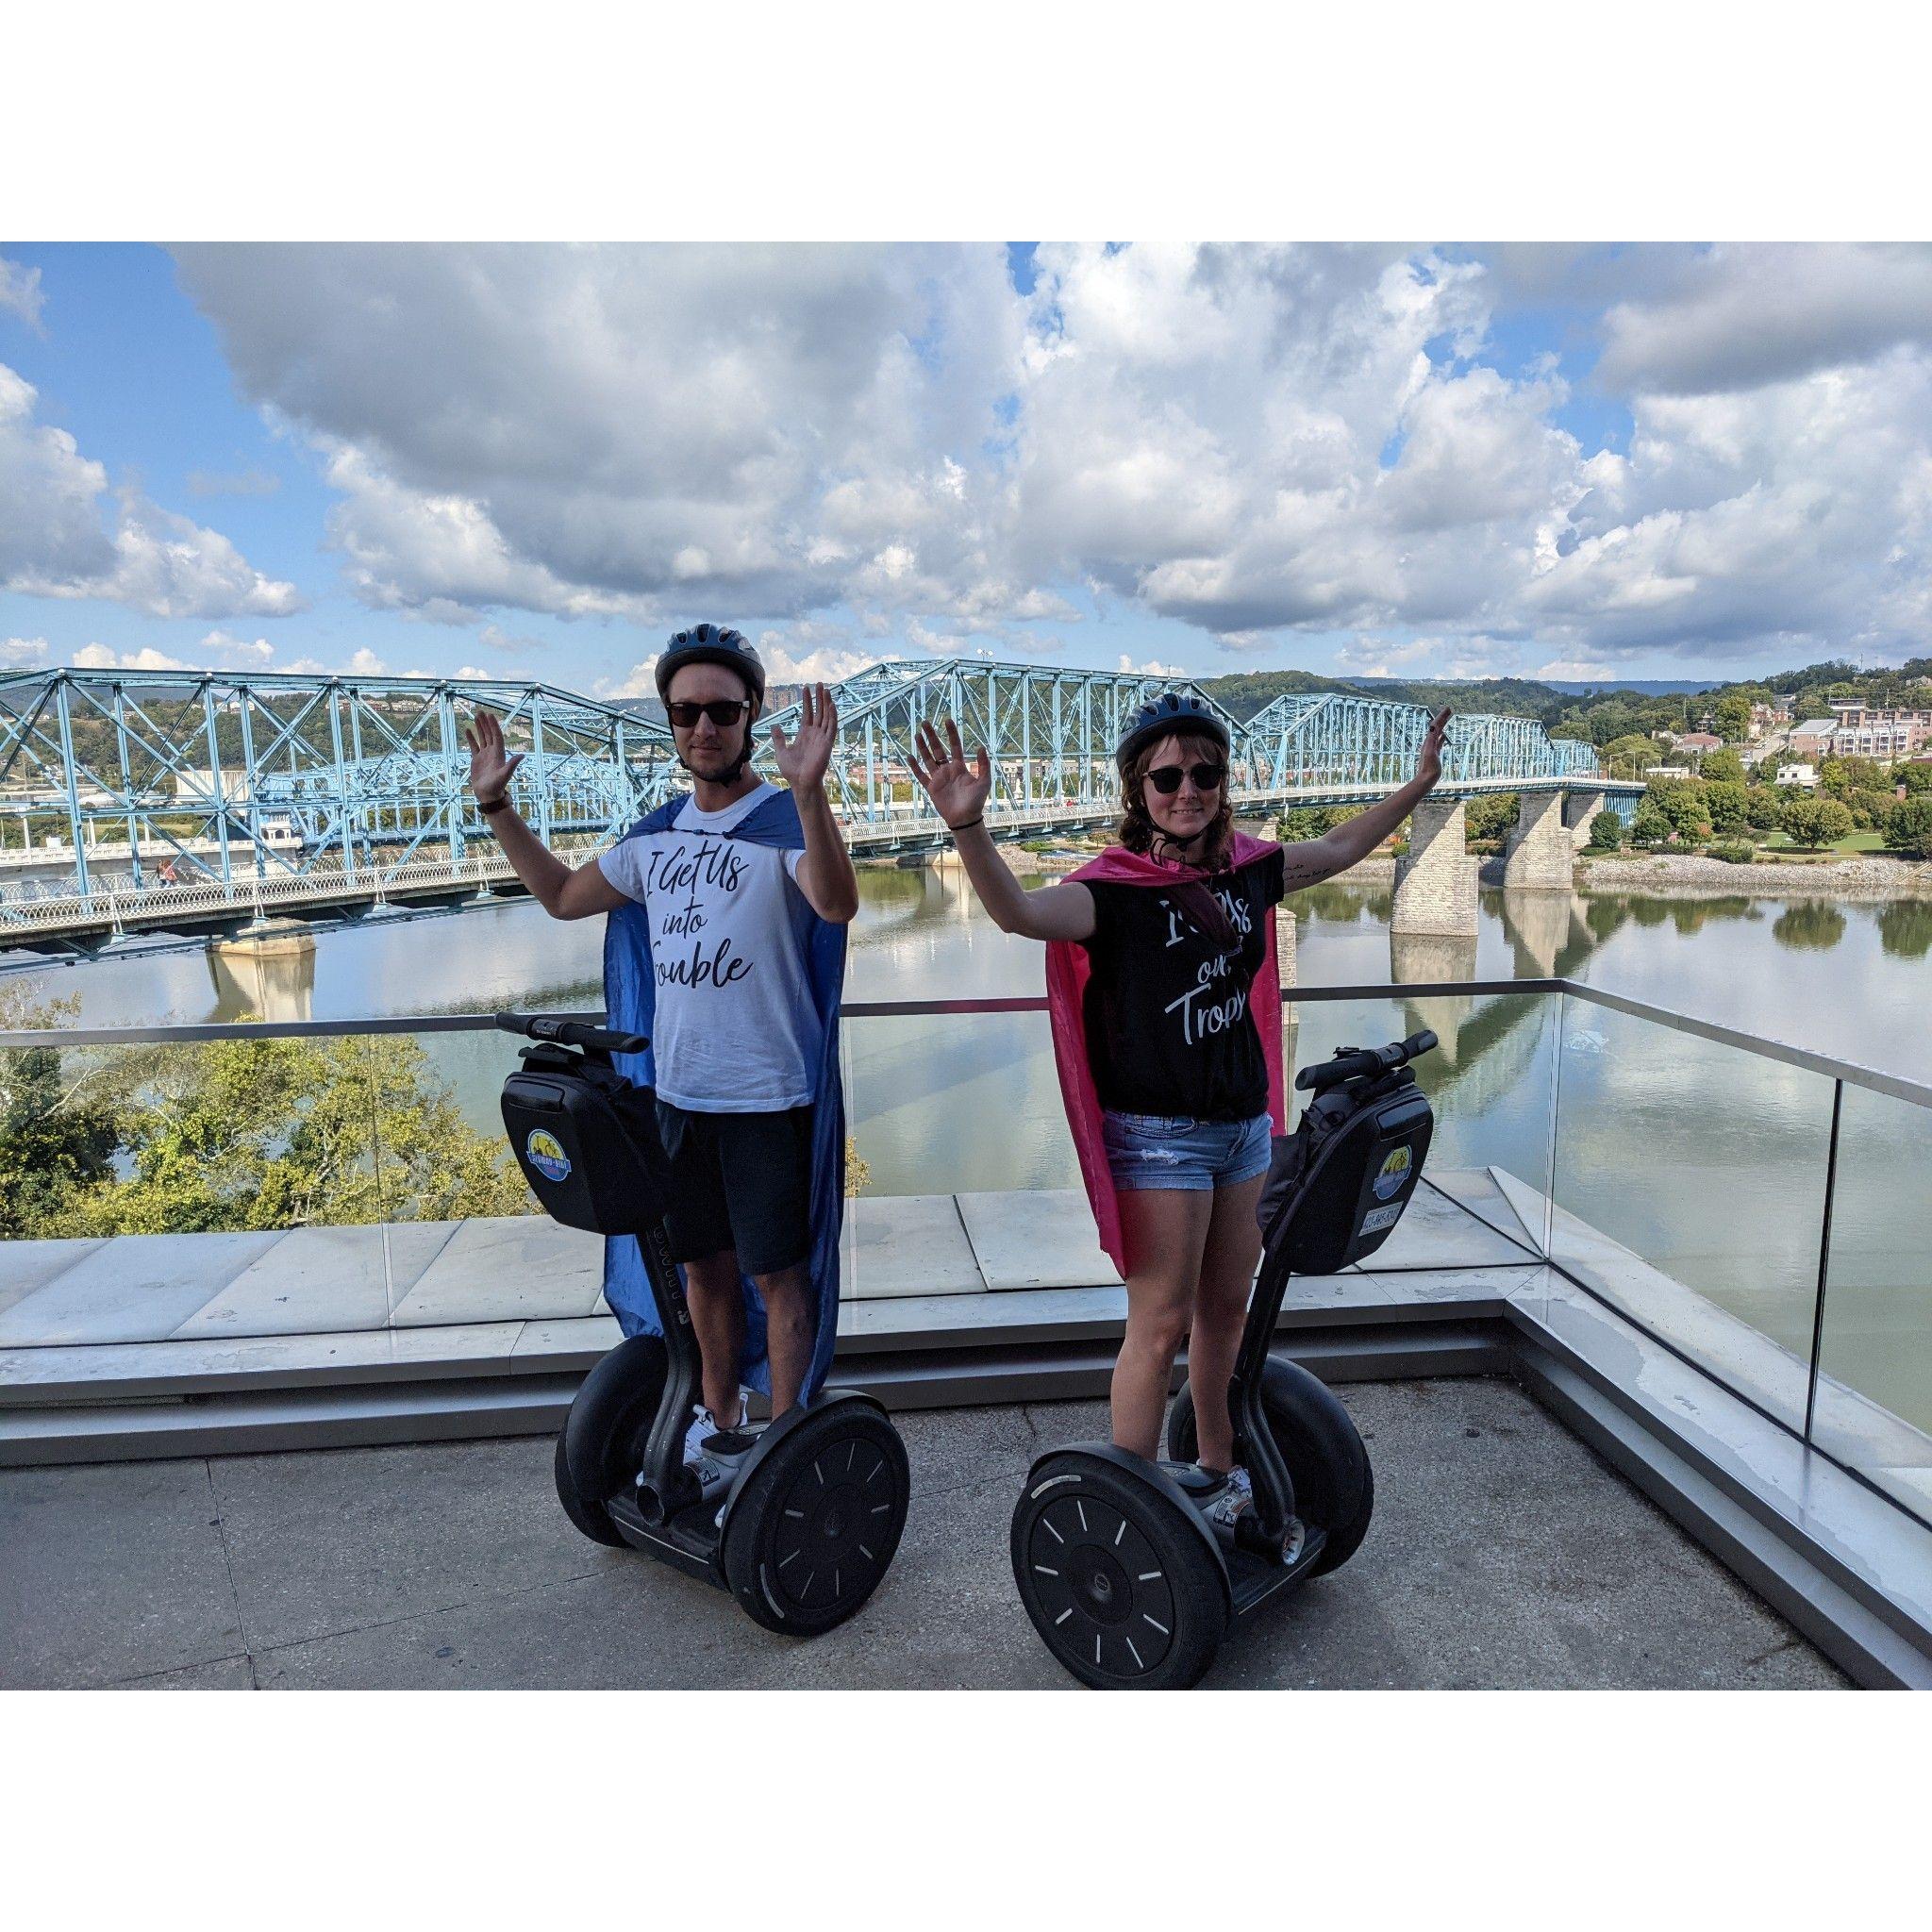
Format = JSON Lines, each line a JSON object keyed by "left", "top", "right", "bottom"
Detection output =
{"left": 1, "top": 980, "right": 1928, "bottom": 1536}
{"left": 1544, "top": 991, "right": 1838, "bottom": 1435}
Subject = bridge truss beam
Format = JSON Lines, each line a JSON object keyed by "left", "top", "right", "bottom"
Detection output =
{"left": 1, "top": 661, "right": 1619, "bottom": 927}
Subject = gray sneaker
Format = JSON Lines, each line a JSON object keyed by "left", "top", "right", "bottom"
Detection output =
{"left": 1203, "top": 1464, "right": 1253, "bottom": 1527}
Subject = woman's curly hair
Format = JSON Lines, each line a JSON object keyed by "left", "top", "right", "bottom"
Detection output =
{"left": 1116, "top": 728, "right": 1234, "bottom": 871}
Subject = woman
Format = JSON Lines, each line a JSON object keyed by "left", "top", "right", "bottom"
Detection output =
{"left": 908, "top": 691, "right": 1451, "bottom": 1521}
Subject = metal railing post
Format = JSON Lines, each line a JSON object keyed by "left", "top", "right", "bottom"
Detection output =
{"left": 1803, "top": 1079, "right": 1846, "bottom": 1444}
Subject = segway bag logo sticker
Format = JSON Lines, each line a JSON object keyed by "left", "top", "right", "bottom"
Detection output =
{"left": 525, "top": 1127, "right": 572, "bottom": 1185}
{"left": 1372, "top": 1145, "right": 1412, "bottom": 1201}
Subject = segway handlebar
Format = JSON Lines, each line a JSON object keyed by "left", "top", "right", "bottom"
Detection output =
{"left": 493, "top": 1011, "right": 651, "bottom": 1057}
{"left": 1294, "top": 1028, "right": 1438, "bottom": 1094}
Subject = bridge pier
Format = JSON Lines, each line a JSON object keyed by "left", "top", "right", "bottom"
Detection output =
{"left": 1391, "top": 797, "right": 1477, "bottom": 938}
{"left": 1504, "top": 791, "right": 1575, "bottom": 891}
{"left": 1564, "top": 789, "right": 1609, "bottom": 851}
{"left": 1274, "top": 901, "right": 1298, "bottom": 1084}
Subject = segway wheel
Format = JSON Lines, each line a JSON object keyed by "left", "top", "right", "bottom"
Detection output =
{"left": 554, "top": 1431, "right": 626, "bottom": 1548}
{"left": 1009, "top": 1455, "right": 1228, "bottom": 1690}
{"left": 1168, "top": 1356, "right": 1374, "bottom": 1576}
{"left": 723, "top": 1402, "right": 910, "bottom": 1637}
{"left": 558, "top": 1334, "right": 669, "bottom": 1547}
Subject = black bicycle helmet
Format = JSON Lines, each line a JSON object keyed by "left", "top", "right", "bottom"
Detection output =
{"left": 1115, "top": 691, "right": 1231, "bottom": 773}
{"left": 654, "top": 623, "right": 767, "bottom": 707}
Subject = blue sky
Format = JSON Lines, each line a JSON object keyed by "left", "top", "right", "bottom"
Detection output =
{"left": 4, "top": 242, "right": 1928, "bottom": 695}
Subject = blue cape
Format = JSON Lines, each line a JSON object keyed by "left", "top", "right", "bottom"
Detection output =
{"left": 601, "top": 787, "right": 848, "bottom": 1402}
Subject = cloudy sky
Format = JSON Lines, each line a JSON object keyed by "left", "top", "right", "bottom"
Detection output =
{"left": 3, "top": 242, "right": 1930, "bottom": 696}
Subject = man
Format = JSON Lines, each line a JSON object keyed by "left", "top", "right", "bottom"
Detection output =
{"left": 465, "top": 625, "right": 858, "bottom": 1469}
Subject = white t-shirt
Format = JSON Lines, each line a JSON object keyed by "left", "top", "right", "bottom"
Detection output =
{"left": 599, "top": 782, "right": 821, "bottom": 1113}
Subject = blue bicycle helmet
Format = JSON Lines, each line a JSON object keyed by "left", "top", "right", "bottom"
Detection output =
{"left": 654, "top": 623, "right": 767, "bottom": 707}
{"left": 1115, "top": 691, "right": 1231, "bottom": 773}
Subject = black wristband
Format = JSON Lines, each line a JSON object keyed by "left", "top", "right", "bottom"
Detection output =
{"left": 477, "top": 794, "right": 512, "bottom": 817}
{"left": 945, "top": 814, "right": 984, "bottom": 834}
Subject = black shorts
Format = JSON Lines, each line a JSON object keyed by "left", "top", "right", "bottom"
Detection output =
{"left": 652, "top": 1098, "right": 815, "bottom": 1277}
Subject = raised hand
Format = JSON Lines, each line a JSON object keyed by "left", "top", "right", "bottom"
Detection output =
{"left": 1416, "top": 707, "right": 1452, "bottom": 790}
{"left": 770, "top": 683, "right": 840, "bottom": 792}
{"left": 907, "top": 717, "right": 992, "bottom": 827}
{"left": 463, "top": 709, "right": 524, "bottom": 802}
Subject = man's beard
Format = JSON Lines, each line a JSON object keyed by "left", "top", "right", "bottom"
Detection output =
{"left": 679, "top": 729, "right": 754, "bottom": 786}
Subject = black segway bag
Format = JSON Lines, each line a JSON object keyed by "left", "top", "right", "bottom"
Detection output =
{"left": 501, "top": 1043, "right": 670, "bottom": 1237}
{"left": 1260, "top": 1074, "right": 1434, "bottom": 1276}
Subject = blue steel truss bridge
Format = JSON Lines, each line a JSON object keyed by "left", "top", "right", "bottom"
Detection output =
{"left": 0, "top": 661, "right": 1639, "bottom": 957}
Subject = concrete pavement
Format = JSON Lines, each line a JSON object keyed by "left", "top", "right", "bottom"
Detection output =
{"left": 0, "top": 1376, "right": 1849, "bottom": 1690}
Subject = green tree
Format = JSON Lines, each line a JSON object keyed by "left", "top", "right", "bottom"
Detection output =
{"left": 1885, "top": 794, "right": 1932, "bottom": 858}
{"left": 1278, "top": 806, "right": 1341, "bottom": 841}
{"left": 44, "top": 1032, "right": 530, "bottom": 1239}
{"left": 1598, "top": 733, "right": 1659, "bottom": 778}
{"left": 0, "top": 1057, "right": 122, "bottom": 1240}
{"left": 1818, "top": 755, "right": 1886, "bottom": 800}
{"left": 1713, "top": 694, "right": 1754, "bottom": 741}
{"left": 1742, "top": 787, "right": 1785, "bottom": 831}
{"left": 1646, "top": 778, "right": 1709, "bottom": 839}
{"left": 1700, "top": 747, "right": 1746, "bottom": 784}
{"left": 1703, "top": 780, "right": 1750, "bottom": 834}
{"left": 1463, "top": 792, "right": 1521, "bottom": 842}
{"left": 0, "top": 984, "right": 124, "bottom": 1239}
{"left": 1779, "top": 796, "right": 1855, "bottom": 849}
{"left": 1587, "top": 808, "right": 1624, "bottom": 850}
{"left": 1847, "top": 787, "right": 1898, "bottom": 831}
{"left": 1630, "top": 799, "right": 1674, "bottom": 847}
{"left": 1897, "top": 761, "right": 1932, "bottom": 796}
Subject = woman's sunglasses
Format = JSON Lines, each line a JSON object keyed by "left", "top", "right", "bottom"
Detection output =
{"left": 666, "top": 698, "right": 754, "bottom": 728}
{"left": 1145, "top": 761, "right": 1226, "bottom": 795}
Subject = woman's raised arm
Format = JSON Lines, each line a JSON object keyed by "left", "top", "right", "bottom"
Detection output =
{"left": 907, "top": 718, "right": 1096, "bottom": 943}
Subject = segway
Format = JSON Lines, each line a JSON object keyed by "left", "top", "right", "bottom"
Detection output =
{"left": 496, "top": 1012, "right": 910, "bottom": 1636}
{"left": 1010, "top": 1030, "right": 1438, "bottom": 1689}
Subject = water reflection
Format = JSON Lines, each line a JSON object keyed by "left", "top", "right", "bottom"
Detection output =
{"left": 1877, "top": 900, "right": 1932, "bottom": 960}
{"left": 206, "top": 923, "right": 318, "bottom": 1023}
{"left": 1773, "top": 902, "right": 1848, "bottom": 951}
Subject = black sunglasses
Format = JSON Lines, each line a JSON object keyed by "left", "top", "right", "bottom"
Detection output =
{"left": 666, "top": 698, "right": 754, "bottom": 728}
{"left": 1145, "top": 760, "right": 1225, "bottom": 795}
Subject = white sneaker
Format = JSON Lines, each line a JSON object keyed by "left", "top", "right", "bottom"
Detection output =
{"left": 683, "top": 1390, "right": 749, "bottom": 1469}
{"left": 1203, "top": 1465, "right": 1254, "bottom": 1527}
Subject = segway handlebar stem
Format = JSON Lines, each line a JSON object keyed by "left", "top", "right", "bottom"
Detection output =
{"left": 493, "top": 1010, "right": 651, "bottom": 1058}
{"left": 1293, "top": 1028, "right": 1438, "bottom": 1093}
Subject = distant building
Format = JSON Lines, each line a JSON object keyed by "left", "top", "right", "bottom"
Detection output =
{"left": 1676, "top": 732, "right": 1723, "bottom": 753}
{"left": 1776, "top": 762, "right": 1818, "bottom": 791}
{"left": 1789, "top": 718, "right": 1839, "bottom": 757}
{"left": 1818, "top": 702, "right": 1932, "bottom": 759}
{"left": 173, "top": 767, "right": 248, "bottom": 803}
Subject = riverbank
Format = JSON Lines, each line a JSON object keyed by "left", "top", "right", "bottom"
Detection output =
{"left": 1570, "top": 851, "right": 1932, "bottom": 901}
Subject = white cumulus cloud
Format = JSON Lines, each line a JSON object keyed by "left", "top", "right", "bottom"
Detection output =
{"left": 163, "top": 242, "right": 1932, "bottom": 673}
{"left": 0, "top": 363, "right": 301, "bottom": 620}
{"left": 0, "top": 259, "right": 46, "bottom": 332}
{"left": 71, "top": 643, "right": 191, "bottom": 672}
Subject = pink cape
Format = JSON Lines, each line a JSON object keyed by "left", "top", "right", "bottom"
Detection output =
{"left": 1044, "top": 833, "right": 1289, "bottom": 1275}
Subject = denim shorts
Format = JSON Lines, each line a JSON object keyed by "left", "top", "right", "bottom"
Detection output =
{"left": 1100, "top": 1108, "right": 1273, "bottom": 1193}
